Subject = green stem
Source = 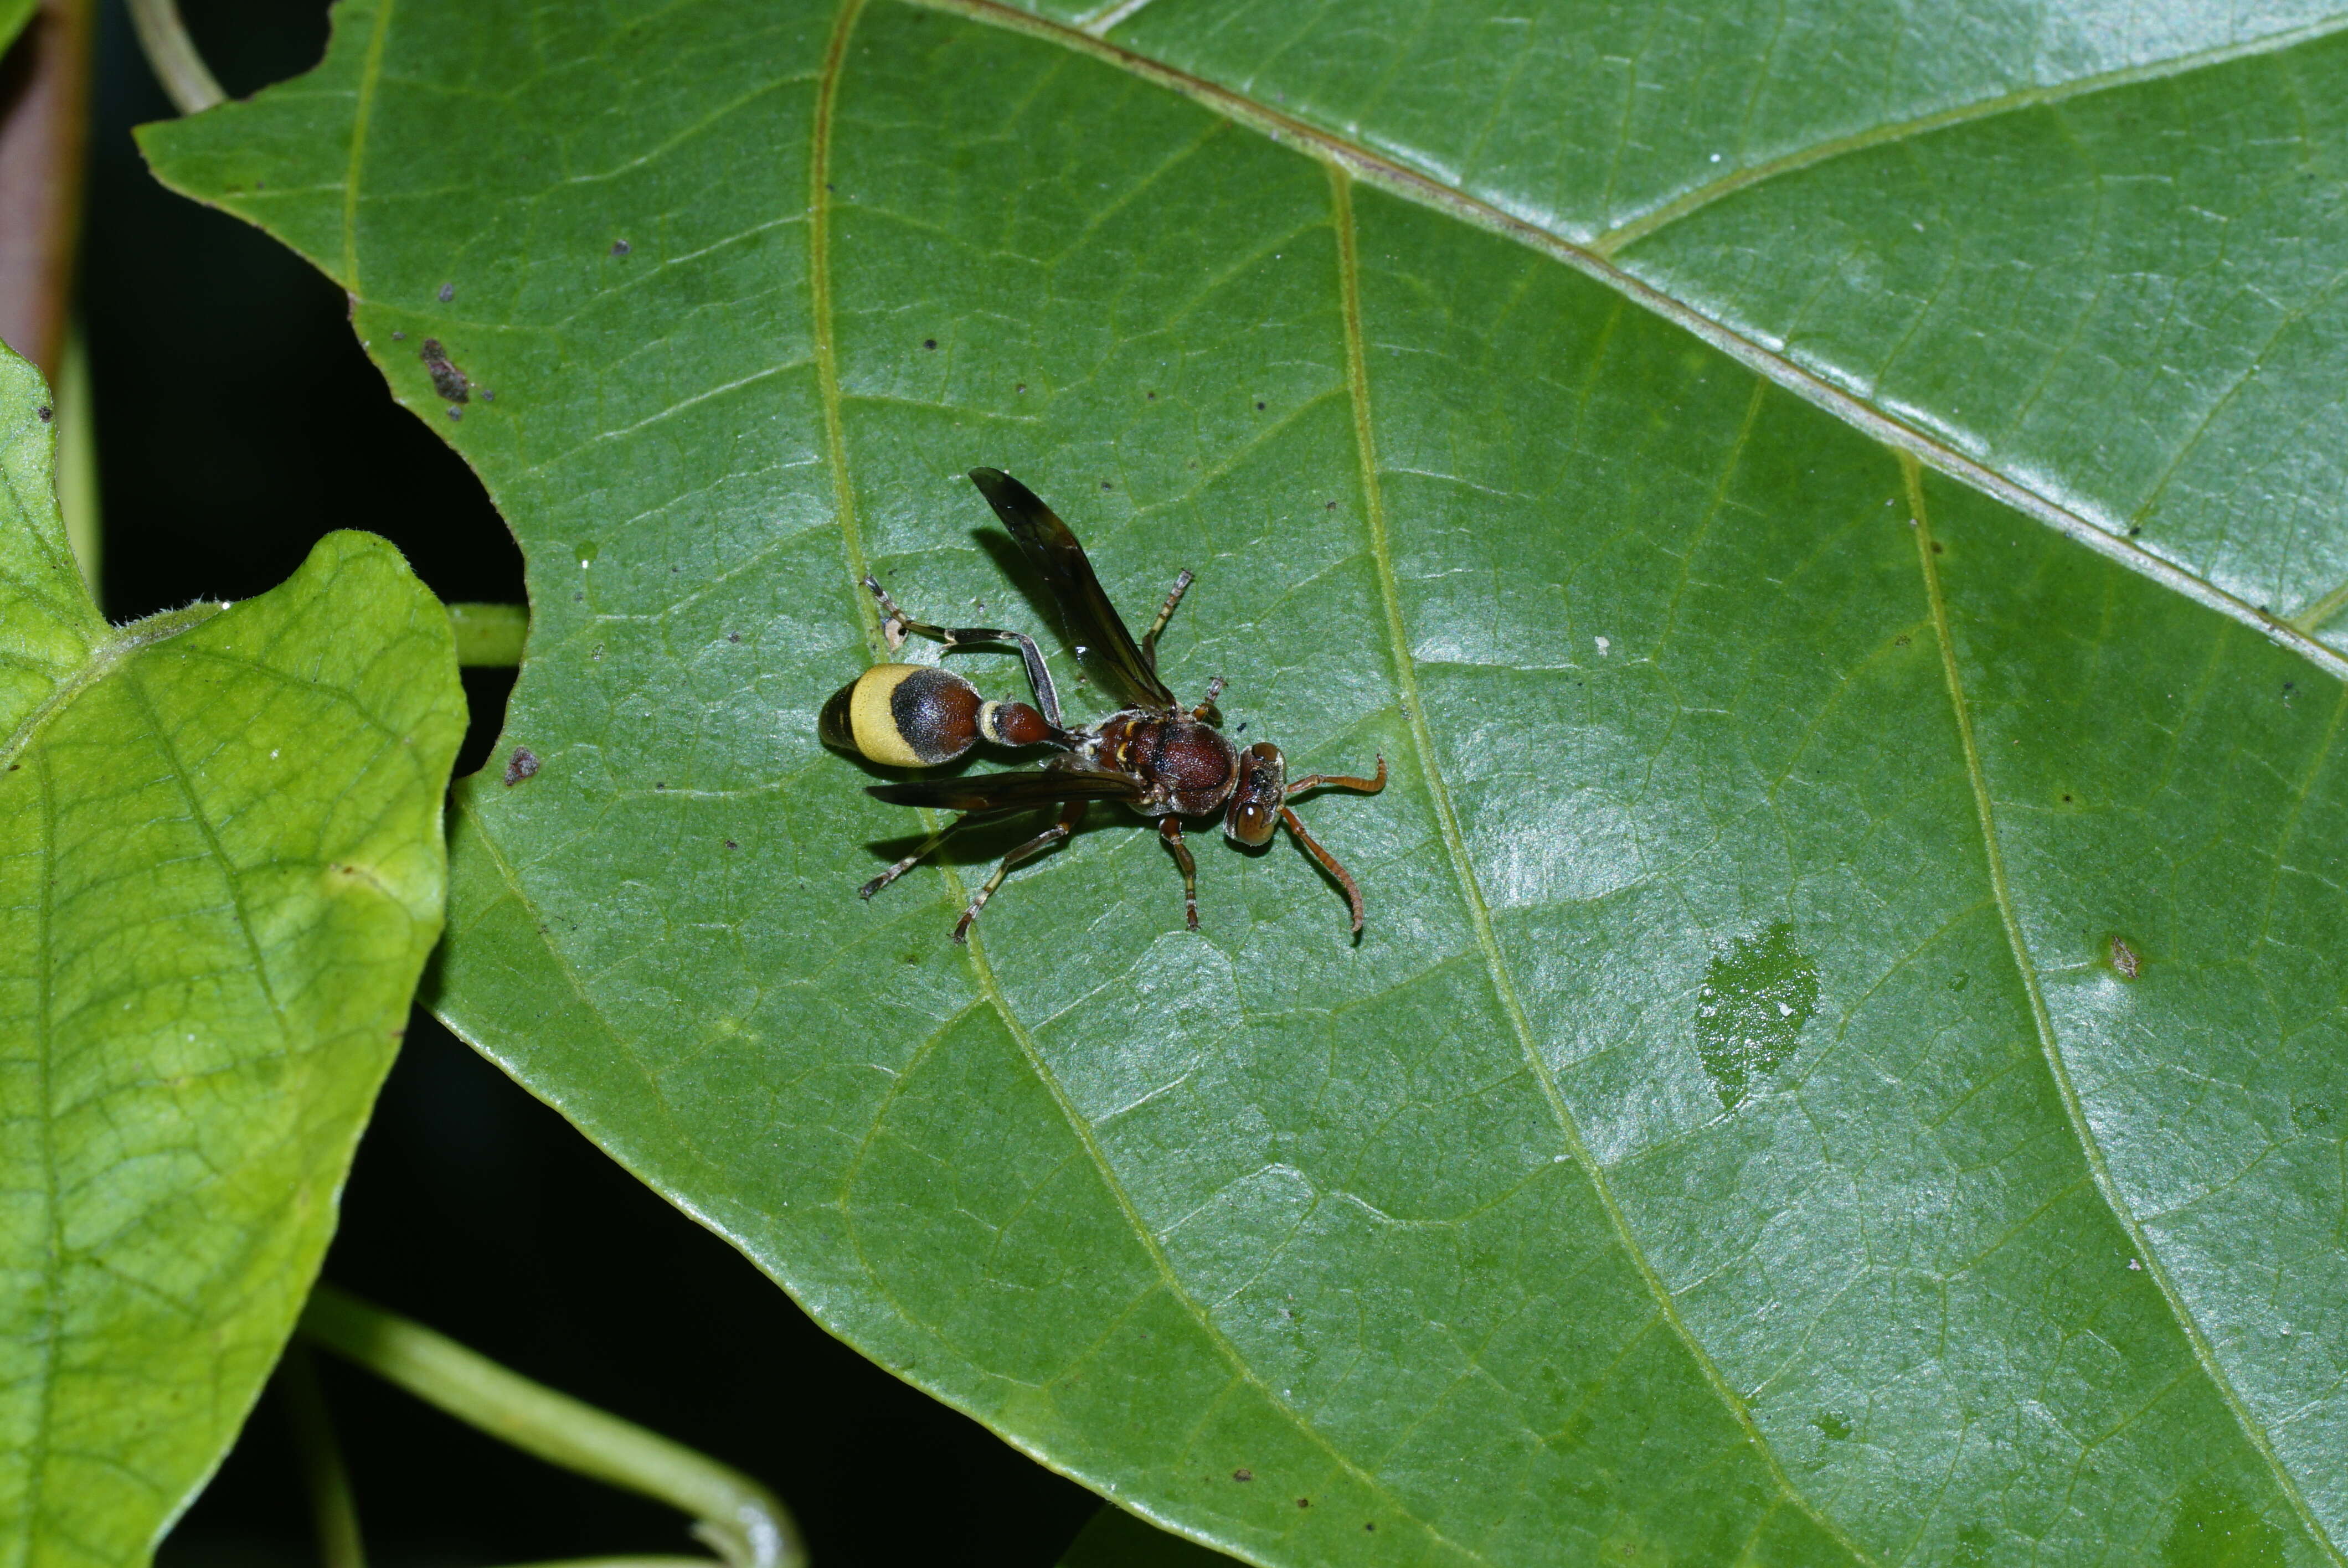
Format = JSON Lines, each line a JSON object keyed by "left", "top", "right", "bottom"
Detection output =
{"left": 125, "top": 0, "right": 224, "bottom": 114}
{"left": 446, "top": 601, "right": 529, "bottom": 667}
{"left": 56, "top": 319, "right": 98, "bottom": 601}
{"left": 277, "top": 1344, "right": 367, "bottom": 1568}
{"left": 299, "top": 1285, "right": 801, "bottom": 1568}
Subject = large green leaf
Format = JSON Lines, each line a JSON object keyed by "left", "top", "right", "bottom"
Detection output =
{"left": 142, "top": 3, "right": 2348, "bottom": 1563}
{"left": 0, "top": 345, "right": 463, "bottom": 1564}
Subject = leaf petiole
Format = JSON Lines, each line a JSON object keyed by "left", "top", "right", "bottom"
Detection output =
{"left": 446, "top": 601, "right": 529, "bottom": 667}
{"left": 298, "top": 1284, "right": 801, "bottom": 1568}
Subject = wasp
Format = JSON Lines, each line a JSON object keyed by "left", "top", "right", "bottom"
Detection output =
{"left": 821, "top": 468, "right": 1385, "bottom": 942}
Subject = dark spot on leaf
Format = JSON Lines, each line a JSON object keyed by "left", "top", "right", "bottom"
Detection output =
{"left": 446, "top": 406, "right": 462, "bottom": 420}
{"left": 1364, "top": 1524, "right": 1376, "bottom": 1533}
{"left": 481, "top": 389, "right": 495, "bottom": 401}
{"left": 2061, "top": 793, "right": 2072, "bottom": 802}
{"left": 502, "top": 747, "right": 540, "bottom": 785}
{"left": 2109, "top": 936, "right": 2141, "bottom": 980}
{"left": 1893, "top": 634, "right": 1909, "bottom": 647}
{"left": 723, "top": 839, "right": 738, "bottom": 850}
{"left": 437, "top": 282, "right": 455, "bottom": 303}
{"left": 1255, "top": 400, "right": 1266, "bottom": 411}
{"left": 923, "top": 338, "right": 937, "bottom": 350}
{"left": 1015, "top": 383, "right": 1026, "bottom": 393}
{"left": 1930, "top": 540, "right": 1944, "bottom": 554}
{"left": 420, "top": 339, "right": 470, "bottom": 403}
{"left": 390, "top": 331, "right": 405, "bottom": 341}
{"left": 1101, "top": 480, "right": 1112, "bottom": 489}
{"left": 2128, "top": 526, "right": 2143, "bottom": 536}
{"left": 1232, "top": 1469, "right": 1252, "bottom": 1483}
{"left": 729, "top": 632, "right": 742, "bottom": 642}
{"left": 1695, "top": 921, "right": 1819, "bottom": 1110}
{"left": 1296, "top": 1498, "right": 1311, "bottom": 1509}
{"left": 655, "top": 782, "right": 666, "bottom": 790}
{"left": 35, "top": 405, "right": 50, "bottom": 421}
{"left": 611, "top": 239, "right": 631, "bottom": 255}
{"left": 1146, "top": 390, "right": 1156, "bottom": 399}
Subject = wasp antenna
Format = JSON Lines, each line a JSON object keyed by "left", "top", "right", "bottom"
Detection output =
{"left": 1280, "top": 806, "right": 1367, "bottom": 935}
{"left": 1286, "top": 755, "right": 1386, "bottom": 799}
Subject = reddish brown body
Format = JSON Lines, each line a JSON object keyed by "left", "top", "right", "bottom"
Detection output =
{"left": 833, "top": 468, "right": 1384, "bottom": 941}
{"left": 1084, "top": 713, "right": 1239, "bottom": 818}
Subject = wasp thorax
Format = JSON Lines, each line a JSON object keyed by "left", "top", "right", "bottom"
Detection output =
{"left": 820, "top": 663, "right": 985, "bottom": 767}
{"left": 1224, "top": 741, "right": 1286, "bottom": 845}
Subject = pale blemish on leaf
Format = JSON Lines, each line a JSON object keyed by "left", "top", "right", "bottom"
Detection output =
{"left": 1694, "top": 921, "right": 1818, "bottom": 1110}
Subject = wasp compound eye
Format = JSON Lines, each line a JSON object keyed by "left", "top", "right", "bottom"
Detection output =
{"left": 820, "top": 664, "right": 984, "bottom": 768}
{"left": 1223, "top": 742, "right": 1286, "bottom": 847}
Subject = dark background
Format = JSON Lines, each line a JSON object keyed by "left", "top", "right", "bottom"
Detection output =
{"left": 86, "top": 2, "right": 1099, "bottom": 1561}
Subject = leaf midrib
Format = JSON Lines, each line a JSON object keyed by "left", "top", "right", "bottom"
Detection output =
{"left": 1327, "top": 161, "right": 1878, "bottom": 1566}
{"left": 1904, "top": 454, "right": 2344, "bottom": 1562}
{"left": 804, "top": 7, "right": 1490, "bottom": 1556}
{"left": 898, "top": 0, "right": 2348, "bottom": 687}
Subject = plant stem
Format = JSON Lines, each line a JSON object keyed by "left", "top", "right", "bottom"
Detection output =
{"left": 277, "top": 1344, "right": 368, "bottom": 1568}
{"left": 299, "top": 1285, "right": 802, "bottom": 1568}
{"left": 0, "top": 0, "right": 95, "bottom": 376}
{"left": 56, "top": 317, "right": 95, "bottom": 597}
{"left": 125, "top": 0, "right": 221, "bottom": 113}
{"left": 447, "top": 601, "right": 529, "bottom": 666}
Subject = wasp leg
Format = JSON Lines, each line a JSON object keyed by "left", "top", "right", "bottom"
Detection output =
{"left": 1279, "top": 806, "right": 1368, "bottom": 935}
{"left": 952, "top": 799, "right": 1088, "bottom": 942}
{"left": 1140, "top": 569, "right": 1194, "bottom": 673}
{"left": 863, "top": 575, "right": 1066, "bottom": 731}
{"left": 859, "top": 810, "right": 1003, "bottom": 901}
{"left": 1157, "top": 816, "right": 1201, "bottom": 931}
{"left": 1286, "top": 755, "right": 1387, "bottom": 798}
{"left": 1191, "top": 673, "right": 1227, "bottom": 723}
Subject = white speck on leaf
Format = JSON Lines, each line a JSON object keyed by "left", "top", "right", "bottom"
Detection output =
{"left": 1595, "top": 636, "right": 1610, "bottom": 656}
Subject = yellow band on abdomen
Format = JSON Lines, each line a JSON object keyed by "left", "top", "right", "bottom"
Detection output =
{"left": 850, "top": 665, "right": 928, "bottom": 768}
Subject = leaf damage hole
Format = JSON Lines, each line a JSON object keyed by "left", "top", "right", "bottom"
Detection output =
{"left": 2109, "top": 936, "right": 2141, "bottom": 980}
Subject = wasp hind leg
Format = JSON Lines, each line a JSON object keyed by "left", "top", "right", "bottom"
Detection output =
{"left": 952, "top": 799, "right": 1088, "bottom": 942}
{"left": 862, "top": 574, "right": 1065, "bottom": 729}
{"left": 860, "top": 810, "right": 998, "bottom": 901}
{"left": 1158, "top": 816, "right": 1200, "bottom": 931}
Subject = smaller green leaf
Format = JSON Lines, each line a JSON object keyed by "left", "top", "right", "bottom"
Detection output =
{"left": 0, "top": 0, "right": 36, "bottom": 56}
{"left": 0, "top": 343, "right": 464, "bottom": 1566}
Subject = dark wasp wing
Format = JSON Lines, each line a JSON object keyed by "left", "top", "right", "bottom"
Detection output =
{"left": 867, "top": 766, "right": 1142, "bottom": 814}
{"left": 967, "top": 467, "right": 1178, "bottom": 712}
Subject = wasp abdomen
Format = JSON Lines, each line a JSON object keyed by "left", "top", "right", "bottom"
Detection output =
{"left": 820, "top": 664, "right": 983, "bottom": 767}
{"left": 821, "top": 664, "right": 1051, "bottom": 767}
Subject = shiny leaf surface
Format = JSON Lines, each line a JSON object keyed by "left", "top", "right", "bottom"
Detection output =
{"left": 142, "top": 3, "right": 2348, "bottom": 1562}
